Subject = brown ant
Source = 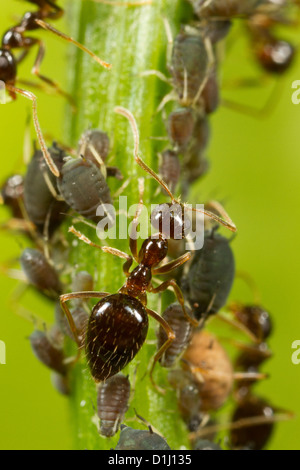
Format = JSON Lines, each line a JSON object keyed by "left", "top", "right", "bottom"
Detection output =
{"left": 0, "top": 0, "right": 111, "bottom": 177}
{"left": 59, "top": 108, "right": 236, "bottom": 392}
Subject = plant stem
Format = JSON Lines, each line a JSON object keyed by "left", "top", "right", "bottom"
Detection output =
{"left": 64, "top": 0, "right": 193, "bottom": 450}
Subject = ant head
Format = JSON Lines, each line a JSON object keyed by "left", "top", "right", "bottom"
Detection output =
{"left": 257, "top": 38, "right": 295, "bottom": 74}
{"left": 151, "top": 203, "right": 192, "bottom": 240}
{"left": 138, "top": 235, "right": 168, "bottom": 267}
{"left": 0, "top": 49, "right": 17, "bottom": 83}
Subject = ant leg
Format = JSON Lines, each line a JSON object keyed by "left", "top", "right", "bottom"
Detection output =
{"left": 149, "top": 279, "right": 198, "bottom": 327}
{"left": 189, "top": 409, "right": 294, "bottom": 441}
{"left": 5, "top": 84, "right": 60, "bottom": 177}
{"left": 146, "top": 307, "right": 175, "bottom": 393}
{"left": 152, "top": 252, "right": 191, "bottom": 275}
{"left": 213, "top": 312, "right": 260, "bottom": 343}
{"left": 68, "top": 226, "right": 133, "bottom": 276}
{"left": 114, "top": 106, "right": 237, "bottom": 233}
{"left": 129, "top": 177, "right": 145, "bottom": 263}
{"left": 35, "top": 19, "right": 112, "bottom": 70}
{"left": 31, "top": 40, "right": 76, "bottom": 109}
{"left": 60, "top": 291, "right": 110, "bottom": 345}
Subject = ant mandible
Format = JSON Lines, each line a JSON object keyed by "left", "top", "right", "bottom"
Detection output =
{"left": 60, "top": 108, "right": 236, "bottom": 391}
{"left": 0, "top": 0, "right": 111, "bottom": 177}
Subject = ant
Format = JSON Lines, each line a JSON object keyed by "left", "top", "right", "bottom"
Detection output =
{"left": 0, "top": 0, "right": 111, "bottom": 177}
{"left": 59, "top": 108, "right": 236, "bottom": 392}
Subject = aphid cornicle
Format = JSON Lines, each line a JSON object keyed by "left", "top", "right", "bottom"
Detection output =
{"left": 115, "top": 425, "right": 171, "bottom": 451}
{"left": 97, "top": 373, "right": 131, "bottom": 437}
{"left": 181, "top": 230, "right": 235, "bottom": 321}
{"left": 0, "top": 0, "right": 111, "bottom": 177}
{"left": 23, "top": 143, "right": 69, "bottom": 235}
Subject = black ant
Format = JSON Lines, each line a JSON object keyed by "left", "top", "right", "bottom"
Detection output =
{"left": 0, "top": 0, "right": 111, "bottom": 177}
{"left": 59, "top": 108, "right": 236, "bottom": 392}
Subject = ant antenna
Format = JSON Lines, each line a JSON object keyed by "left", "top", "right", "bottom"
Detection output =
{"left": 35, "top": 19, "right": 112, "bottom": 70}
{"left": 5, "top": 84, "right": 60, "bottom": 177}
{"left": 114, "top": 106, "right": 237, "bottom": 233}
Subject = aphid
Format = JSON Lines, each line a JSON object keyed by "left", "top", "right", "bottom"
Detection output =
{"left": 197, "top": 19, "right": 232, "bottom": 44}
{"left": 0, "top": 0, "right": 111, "bottom": 177}
{"left": 182, "top": 114, "right": 210, "bottom": 185}
{"left": 0, "top": 174, "right": 24, "bottom": 220}
{"left": 29, "top": 328, "right": 67, "bottom": 376}
{"left": 156, "top": 303, "right": 193, "bottom": 368}
{"left": 51, "top": 372, "right": 71, "bottom": 396}
{"left": 194, "top": 439, "right": 223, "bottom": 450}
{"left": 187, "top": 0, "right": 263, "bottom": 19}
{"left": 180, "top": 229, "right": 235, "bottom": 321}
{"left": 182, "top": 331, "right": 235, "bottom": 412}
{"left": 23, "top": 143, "right": 69, "bottom": 235}
{"left": 20, "top": 247, "right": 63, "bottom": 299}
{"left": 57, "top": 156, "right": 113, "bottom": 223}
{"left": 168, "top": 369, "right": 205, "bottom": 432}
{"left": 97, "top": 373, "right": 131, "bottom": 437}
{"left": 166, "top": 108, "right": 196, "bottom": 151}
{"left": 115, "top": 425, "right": 171, "bottom": 451}
{"left": 158, "top": 149, "right": 181, "bottom": 194}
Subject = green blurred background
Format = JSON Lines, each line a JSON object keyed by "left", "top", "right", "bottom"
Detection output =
{"left": 0, "top": 0, "right": 300, "bottom": 450}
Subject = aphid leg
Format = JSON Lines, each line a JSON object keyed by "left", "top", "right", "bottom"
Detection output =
{"left": 129, "top": 177, "right": 145, "bottom": 263}
{"left": 35, "top": 19, "right": 112, "bottom": 70}
{"left": 192, "top": 37, "right": 215, "bottom": 106}
{"left": 68, "top": 226, "right": 133, "bottom": 276}
{"left": 5, "top": 84, "right": 60, "bottom": 177}
{"left": 8, "top": 282, "right": 49, "bottom": 330}
{"left": 146, "top": 307, "right": 175, "bottom": 394}
{"left": 79, "top": 136, "right": 107, "bottom": 178}
{"left": 31, "top": 39, "right": 76, "bottom": 109}
{"left": 60, "top": 291, "right": 110, "bottom": 346}
{"left": 149, "top": 279, "right": 198, "bottom": 327}
{"left": 114, "top": 106, "right": 237, "bottom": 233}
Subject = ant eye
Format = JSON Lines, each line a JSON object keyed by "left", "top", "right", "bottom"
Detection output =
{"left": 151, "top": 203, "right": 192, "bottom": 240}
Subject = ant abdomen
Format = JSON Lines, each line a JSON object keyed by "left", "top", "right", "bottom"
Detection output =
{"left": 86, "top": 294, "right": 149, "bottom": 382}
{"left": 97, "top": 373, "right": 131, "bottom": 437}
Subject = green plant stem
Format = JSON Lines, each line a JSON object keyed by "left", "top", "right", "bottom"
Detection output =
{"left": 64, "top": 0, "right": 193, "bottom": 450}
